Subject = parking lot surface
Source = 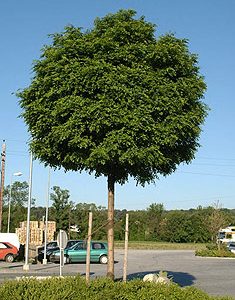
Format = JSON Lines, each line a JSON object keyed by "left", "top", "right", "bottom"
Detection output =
{"left": 0, "top": 250, "right": 234, "bottom": 298}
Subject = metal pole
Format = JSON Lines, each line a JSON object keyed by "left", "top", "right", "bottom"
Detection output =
{"left": 123, "top": 213, "right": 129, "bottom": 282}
{"left": 23, "top": 152, "right": 33, "bottom": 271}
{"left": 43, "top": 168, "right": 51, "bottom": 264}
{"left": 7, "top": 175, "right": 13, "bottom": 233}
{"left": 0, "top": 140, "right": 6, "bottom": 232}
{"left": 59, "top": 230, "right": 63, "bottom": 277}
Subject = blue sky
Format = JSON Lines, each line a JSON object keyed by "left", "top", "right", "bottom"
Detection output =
{"left": 1, "top": 0, "right": 235, "bottom": 210}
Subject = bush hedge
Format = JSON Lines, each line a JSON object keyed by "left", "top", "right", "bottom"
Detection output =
{"left": 195, "top": 244, "right": 235, "bottom": 258}
{"left": 0, "top": 276, "right": 232, "bottom": 300}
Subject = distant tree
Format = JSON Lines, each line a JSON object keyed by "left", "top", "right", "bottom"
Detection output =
{"left": 31, "top": 206, "right": 46, "bottom": 222}
{"left": 50, "top": 186, "right": 70, "bottom": 231}
{"left": 3, "top": 181, "right": 29, "bottom": 207}
{"left": 71, "top": 202, "right": 107, "bottom": 240}
{"left": 2, "top": 181, "right": 34, "bottom": 232}
{"left": 188, "top": 208, "right": 211, "bottom": 243}
{"left": 18, "top": 10, "right": 207, "bottom": 278}
{"left": 129, "top": 210, "right": 148, "bottom": 241}
{"left": 160, "top": 210, "right": 193, "bottom": 243}
{"left": 205, "top": 202, "right": 228, "bottom": 243}
{"left": 146, "top": 203, "right": 164, "bottom": 241}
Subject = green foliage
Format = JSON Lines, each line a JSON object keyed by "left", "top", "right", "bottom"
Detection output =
{"left": 146, "top": 203, "right": 165, "bottom": 241}
{"left": 3, "top": 181, "right": 30, "bottom": 207}
{"left": 0, "top": 276, "right": 232, "bottom": 300}
{"left": 1, "top": 181, "right": 31, "bottom": 232}
{"left": 18, "top": 9, "right": 207, "bottom": 186}
{"left": 205, "top": 243, "right": 218, "bottom": 251}
{"left": 50, "top": 186, "right": 71, "bottom": 231}
{"left": 195, "top": 244, "right": 235, "bottom": 258}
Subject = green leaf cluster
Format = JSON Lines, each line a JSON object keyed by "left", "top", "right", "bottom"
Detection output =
{"left": 18, "top": 9, "right": 207, "bottom": 185}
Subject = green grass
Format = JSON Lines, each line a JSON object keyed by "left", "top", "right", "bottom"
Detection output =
{"left": 115, "top": 241, "right": 207, "bottom": 250}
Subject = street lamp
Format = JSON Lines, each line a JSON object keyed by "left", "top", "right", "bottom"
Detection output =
{"left": 23, "top": 152, "right": 33, "bottom": 271}
{"left": 43, "top": 168, "right": 51, "bottom": 265}
{"left": 7, "top": 172, "right": 23, "bottom": 233}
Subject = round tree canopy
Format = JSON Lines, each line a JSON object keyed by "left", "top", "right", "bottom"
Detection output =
{"left": 19, "top": 9, "right": 207, "bottom": 185}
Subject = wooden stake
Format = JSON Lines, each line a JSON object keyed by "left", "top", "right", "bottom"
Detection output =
{"left": 0, "top": 140, "right": 6, "bottom": 232}
{"left": 86, "top": 211, "right": 92, "bottom": 284}
{"left": 107, "top": 175, "right": 115, "bottom": 280}
{"left": 123, "top": 213, "right": 129, "bottom": 282}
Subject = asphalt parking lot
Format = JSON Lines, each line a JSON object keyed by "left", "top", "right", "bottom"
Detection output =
{"left": 0, "top": 250, "right": 235, "bottom": 298}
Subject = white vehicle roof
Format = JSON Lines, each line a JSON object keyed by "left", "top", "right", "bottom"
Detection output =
{"left": 0, "top": 233, "right": 20, "bottom": 249}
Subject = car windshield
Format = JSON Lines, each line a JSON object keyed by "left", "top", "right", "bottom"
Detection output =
{"left": 72, "top": 242, "right": 86, "bottom": 250}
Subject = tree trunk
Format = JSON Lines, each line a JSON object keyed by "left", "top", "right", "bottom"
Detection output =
{"left": 107, "top": 174, "right": 115, "bottom": 280}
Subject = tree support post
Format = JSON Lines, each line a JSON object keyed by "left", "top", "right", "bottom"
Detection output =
{"left": 123, "top": 213, "right": 129, "bottom": 282}
{"left": 107, "top": 175, "right": 115, "bottom": 280}
{"left": 0, "top": 140, "right": 6, "bottom": 232}
{"left": 86, "top": 211, "right": 92, "bottom": 284}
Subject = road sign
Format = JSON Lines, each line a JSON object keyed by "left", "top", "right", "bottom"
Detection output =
{"left": 57, "top": 230, "right": 68, "bottom": 249}
{"left": 57, "top": 230, "right": 68, "bottom": 276}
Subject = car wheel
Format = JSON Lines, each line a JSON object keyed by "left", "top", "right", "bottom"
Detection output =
{"left": 5, "top": 254, "right": 14, "bottom": 263}
{"left": 99, "top": 255, "right": 108, "bottom": 264}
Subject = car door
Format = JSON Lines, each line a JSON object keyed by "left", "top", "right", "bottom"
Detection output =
{"left": 68, "top": 242, "right": 87, "bottom": 262}
{"left": 0, "top": 242, "right": 8, "bottom": 260}
{"left": 90, "top": 242, "right": 106, "bottom": 262}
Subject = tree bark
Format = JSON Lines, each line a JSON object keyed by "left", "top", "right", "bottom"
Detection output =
{"left": 107, "top": 174, "right": 115, "bottom": 280}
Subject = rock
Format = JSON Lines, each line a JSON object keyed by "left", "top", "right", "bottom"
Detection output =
{"left": 143, "top": 273, "right": 171, "bottom": 285}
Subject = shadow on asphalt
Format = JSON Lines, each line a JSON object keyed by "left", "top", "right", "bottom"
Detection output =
{"left": 125, "top": 270, "right": 196, "bottom": 287}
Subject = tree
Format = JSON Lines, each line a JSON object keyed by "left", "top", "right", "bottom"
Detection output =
{"left": 2, "top": 181, "right": 30, "bottom": 232}
{"left": 50, "top": 186, "right": 70, "bottom": 231}
{"left": 3, "top": 181, "right": 29, "bottom": 207}
{"left": 205, "top": 202, "right": 228, "bottom": 243}
{"left": 18, "top": 10, "right": 207, "bottom": 279}
{"left": 146, "top": 203, "right": 164, "bottom": 241}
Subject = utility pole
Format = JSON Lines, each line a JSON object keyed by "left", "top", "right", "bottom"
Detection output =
{"left": 0, "top": 140, "right": 6, "bottom": 232}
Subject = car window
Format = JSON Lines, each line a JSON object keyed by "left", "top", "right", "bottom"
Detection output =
{"left": 47, "top": 242, "right": 57, "bottom": 248}
{"left": 74, "top": 243, "right": 85, "bottom": 250}
{"left": 67, "top": 241, "right": 78, "bottom": 247}
{"left": 92, "top": 243, "right": 105, "bottom": 250}
{"left": 0, "top": 243, "right": 7, "bottom": 249}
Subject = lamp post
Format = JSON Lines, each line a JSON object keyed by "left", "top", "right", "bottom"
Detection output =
{"left": 7, "top": 172, "right": 23, "bottom": 233}
{"left": 23, "top": 152, "right": 33, "bottom": 271}
{"left": 43, "top": 168, "right": 51, "bottom": 264}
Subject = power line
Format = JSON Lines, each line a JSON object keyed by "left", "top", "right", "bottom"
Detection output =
{"left": 179, "top": 171, "right": 235, "bottom": 178}
{"left": 0, "top": 138, "right": 28, "bottom": 143}
{"left": 192, "top": 163, "right": 235, "bottom": 167}
{"left": 197, "top": 157, "right": 235, "bottom": 161}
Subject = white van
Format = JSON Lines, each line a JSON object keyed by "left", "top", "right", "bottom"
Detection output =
{"left": 0, "top": 233, "right": 20, "bottom": 249}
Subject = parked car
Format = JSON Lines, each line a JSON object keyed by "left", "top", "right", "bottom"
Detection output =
{"left": 36, "top": 241, "right": 58, "bottom": 263}
{"left": 227, "top": 242, "right": 235, "bottom": 254}
{"left": 50, "top": 241, "right": 108, "bottom": 264}
{"left": 37, "top": 240, "right": 81, "bottom": 263}
{"left": 0, "top": 242, "right": 19, "bottom": 262}
{"left": 37, "top": 241, "right": 58, "bottom": 254}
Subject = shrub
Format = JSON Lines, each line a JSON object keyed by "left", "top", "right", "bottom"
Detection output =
{"left": 206, "top": 243, "right": 218, "bottom": 251}
{"left": 195, "top": 247, "right": 235, "bottom": 258}
{"left": 0, "top": 276, "right": 232, "bottom": 300}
